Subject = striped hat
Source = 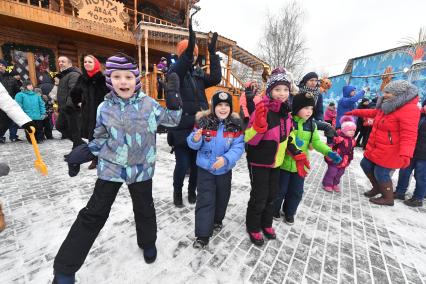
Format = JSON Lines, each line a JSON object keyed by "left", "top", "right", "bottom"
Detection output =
{"left": 105, "top": 53, "right": 141, "bottom": 95}
{"left": 266, "top": 67, "right": 291, "bottom": 97}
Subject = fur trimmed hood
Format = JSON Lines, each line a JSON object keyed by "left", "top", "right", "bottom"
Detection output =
{"left": 195, "top": 110, "right": 242, "bottom": 132}
{"left": 377, "top": 81, "right": 418, "bottom": 114}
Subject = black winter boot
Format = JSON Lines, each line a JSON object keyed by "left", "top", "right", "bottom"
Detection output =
{"left": 143, "top": 245, "right": 157, "bottom": 264}
{"left": 403, "top": 197, "right": 423, "bottom": 207}
{"left": 188, "top": 189, "right": 196, "bottom": 204}
{"left": 173, "top": 192, "right": 183, "bottom": 207}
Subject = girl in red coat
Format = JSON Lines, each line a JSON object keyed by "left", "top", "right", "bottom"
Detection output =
{"left": 346, "top": 80, "right": 420, "bottom": 206}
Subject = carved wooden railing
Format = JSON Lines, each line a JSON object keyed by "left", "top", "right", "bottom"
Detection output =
{"left": 5, "top": 0, "right": 179, "bottom": 32}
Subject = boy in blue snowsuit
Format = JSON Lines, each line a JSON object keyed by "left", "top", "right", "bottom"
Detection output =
{"left": 336, "top": 85, "right": 366, "bottom": 128}
{"left": 53, "top": 54, "right": 182, "bottom": 284}
{"left": 187, "top": 91, "right": 244, "bottom": 248}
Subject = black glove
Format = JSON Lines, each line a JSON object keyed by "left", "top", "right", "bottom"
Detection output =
{"left": 164, "top": 72, "right": 182, "bottom": 110}
{"left": 316, "top": 120, "right": 337, "bottom": 138}
{"left": 208, "top": 32, "right": 218, "bottom": 54}
{"left": 22, "top": 121, "right": 36, "bottom": 133}
{"left": 185, "top": 17, "right": 196, "bottom": 58}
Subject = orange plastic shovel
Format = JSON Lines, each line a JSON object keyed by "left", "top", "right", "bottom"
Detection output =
{"left": 26, "top": 126, "right": 48, "bottom": 176}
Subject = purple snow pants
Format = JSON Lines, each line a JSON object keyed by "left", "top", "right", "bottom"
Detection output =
{"left": 322, "top": 164, "right": 346, "bottom": 187}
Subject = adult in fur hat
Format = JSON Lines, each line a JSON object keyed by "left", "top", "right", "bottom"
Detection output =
{"left": 167, "top": 17, "right": 222, "bottom": 207}
{"left": 346, "top": 80, "right": 420, "bottom": 206}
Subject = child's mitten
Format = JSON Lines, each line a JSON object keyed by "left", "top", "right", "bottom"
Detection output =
{"left": 293, "top": 153, "right": 310, "bottom": 177}
{"left": 327, "top": 151, "right": 342, "bottom": 164}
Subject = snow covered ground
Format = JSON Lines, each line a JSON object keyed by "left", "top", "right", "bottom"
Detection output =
{"left": 0, "top": 130, "right": 425, "bottom": 284}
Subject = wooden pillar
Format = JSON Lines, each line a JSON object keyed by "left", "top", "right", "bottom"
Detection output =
{"left": 153, "top": 64, "right": 159, "bottom": 99}
{"left": 137, "top": 24, "right": 142, "bottom": 74}
{"left": 144, "top": 28, "right": 149, "bottom": 96}
{"left": 226, "top": 48, "right": 233, "bottom": 87}
{"left": 134, "top": 0, "right": 138, "bottom": 28}
{"left": 60, "top": 0, "right": 64, "bottom": 14}
{"left": 26, "top": 52, "right": 37, "bottom": 86}
{"left": 205, "top": 44, "right": 210, "bottom": 74}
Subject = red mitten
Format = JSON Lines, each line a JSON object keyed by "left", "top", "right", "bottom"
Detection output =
{"left": 344, "top": 111, "right": 355, "bottom": 116}
{"left": 337, "top": 156, "right": 349, "bottom": 168}
{"left": 253, "top": 103, "right": 268, "bottom": 133}
{"left": 334, "top": 136, "right": 344, "bottom": 144}
{"left": 293, "top": 153, "right": 310, "bottom": 177}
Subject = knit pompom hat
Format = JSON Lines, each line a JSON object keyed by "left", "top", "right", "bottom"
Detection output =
{"left": 265, "top": 67, "right": 291, "bottom": 97}
{"left": 340, "top": 115, "right": 356, "bottom": 134}
{"left": 176, "top": 40, "right": 199, "bottom": 57}
{"left": 105, "top": 53, "right": 140, "bottom": 95}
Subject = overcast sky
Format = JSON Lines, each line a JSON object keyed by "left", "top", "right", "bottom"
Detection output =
{"left": 196, "top": 0, "right": 426, "bottom": 77}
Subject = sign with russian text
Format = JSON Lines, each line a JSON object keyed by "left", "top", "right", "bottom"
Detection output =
{"left": 73, "top": 0, "right": 129, "bottom": 30}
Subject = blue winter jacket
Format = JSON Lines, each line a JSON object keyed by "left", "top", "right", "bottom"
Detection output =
{"left": 336, "top": 86, "right": 365, "bottom": 127}
{"left": 15, "top": 90, "right": 46, "bottom": 120}
{"left": 187, "top": 113, "right": 245, "bottom": 175}
{"left": 88, "top": 91, "right": 182, "bottom": 184}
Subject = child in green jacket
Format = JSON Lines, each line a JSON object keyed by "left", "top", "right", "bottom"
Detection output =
{"left": 274, "top": 92, "right": 341, "bottom": 225}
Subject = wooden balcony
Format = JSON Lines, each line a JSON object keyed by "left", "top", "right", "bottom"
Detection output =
{"left": 0, "top": 0, "right": 180, "bottom": 46}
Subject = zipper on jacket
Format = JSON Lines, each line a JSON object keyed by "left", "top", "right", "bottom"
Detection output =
{"left": 388, "top": 131, "right": 393, "bottom": 145}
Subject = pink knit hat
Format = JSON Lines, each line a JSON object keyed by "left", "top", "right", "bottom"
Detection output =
{"left": 340, "top": 115, "right": 356, "bottom": 134}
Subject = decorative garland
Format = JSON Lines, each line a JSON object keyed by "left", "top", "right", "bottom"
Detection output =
{"left": 1, "top": 43, "right": 57, "bottom": 72}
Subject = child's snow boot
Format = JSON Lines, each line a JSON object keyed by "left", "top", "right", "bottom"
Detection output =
{"left": 52, "top": 272, "right": 75, "bottom": 284}
{"left": 193, "top": 237, "right": 209, "bottom": 249}
{"left": 247, "top": 230, "right": 264, "bottom": 246}
{"left": 143, "top": 245, "right": 157, "bottom": 264}
{"left": 262, "top": 227, "right": 276, "bottom": 239}
{"left": 323, "top": 186, "right": 333, "bottom": 192}
{"left": 333, "top": 185, "right": 341, "bottom": 192}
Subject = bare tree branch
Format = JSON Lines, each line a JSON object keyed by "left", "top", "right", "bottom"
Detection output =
{"left": 258, "top": 1, "right": 307, "bottom": 76}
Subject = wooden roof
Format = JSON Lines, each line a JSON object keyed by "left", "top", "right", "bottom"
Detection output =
{"left": 141, "top": 22, "right": 268, "bottom": 71}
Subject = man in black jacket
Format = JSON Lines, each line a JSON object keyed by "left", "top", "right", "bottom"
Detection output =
{"left": 168, "top": 19, "right": 222, "bottom": 207}
{"left": 55, "top": 56, "right": 83, "bottom": 148}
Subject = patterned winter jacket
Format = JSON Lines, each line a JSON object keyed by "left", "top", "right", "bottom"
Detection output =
{"left": 324, "top": 130, "right": 355, "bottom": 168}
{"left": 245, "top": 96, "right": 299, "bottom": 168}
{"left": 88, "top": 91, "right": 182, "bottom": 184}
{"left": 281, "top": 115, "right": 332, "bottom": 173}
{"left": 187, "top": 111, "right": 245, "bottom": 175}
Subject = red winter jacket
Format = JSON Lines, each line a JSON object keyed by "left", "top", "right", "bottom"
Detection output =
{"left": 346, "top": 97, "right": 420, "bottom": 169}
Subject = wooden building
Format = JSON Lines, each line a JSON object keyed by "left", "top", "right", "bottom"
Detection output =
{"left": 0, "top": 0, "right": 268, "bottom": 112}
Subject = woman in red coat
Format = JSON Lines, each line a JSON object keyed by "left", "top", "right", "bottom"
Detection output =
{"left": 346, "top": 80, "right": 420, "bottom": 206}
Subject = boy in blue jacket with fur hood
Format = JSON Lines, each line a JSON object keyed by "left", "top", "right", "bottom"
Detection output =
{"left": 53, "top": 54, "right": 182, "bottom": 284}
{"left": 187, "top": 91, "right": 244, "bottom": 248}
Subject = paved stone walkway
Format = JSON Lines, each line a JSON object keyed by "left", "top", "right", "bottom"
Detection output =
{"left": 0, "top": 130, "right": 425, "bottom": 283}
